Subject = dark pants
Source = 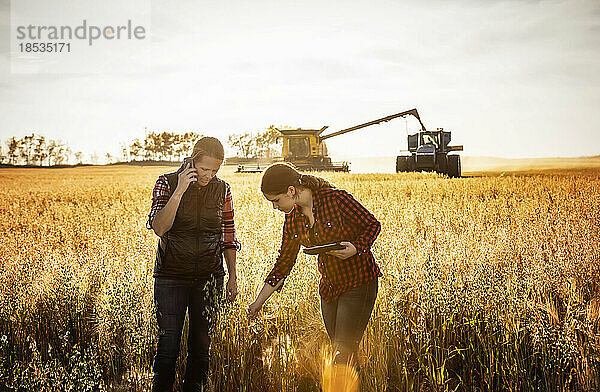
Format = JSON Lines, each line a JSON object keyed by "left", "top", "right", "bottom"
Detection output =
{"left": 320, "top": 278, "right": 378, "bottom": 367}
{"left": 152, "top": 276, "right": 223, "bottom": 392}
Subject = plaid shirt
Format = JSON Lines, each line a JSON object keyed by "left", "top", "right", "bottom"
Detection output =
{"left": 265, "top": 187, "right": 381, "bottom": 302}
{"left": 146, "top": 174, "right": 241, "bottom": 251}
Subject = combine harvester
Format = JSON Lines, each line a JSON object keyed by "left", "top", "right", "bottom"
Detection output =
{"left": 236, "top": 108, "right": 463, "bottom": 176}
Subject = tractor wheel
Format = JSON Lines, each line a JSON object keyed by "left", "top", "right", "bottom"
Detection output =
{"left": 407, "top": 155, "right": 416, "bottom": 171}
{"left": 396, "top": 156, "right": 409, "bottom": 172}
{"left": 447, "top": 155, "right": 461, "bottom": 178}
{"left": 437, "top": 154, "right": 449, "bottom": 176}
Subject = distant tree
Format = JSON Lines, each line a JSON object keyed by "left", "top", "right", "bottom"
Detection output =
{"left": 143, "top": 131, "right": 195, "bottom": 161}
{"left": 33, "top": 135, "right": 48, "bottom": 166}
{"left": 0, "top": 135, "right": 76, "bottom": 166}
{"left": 123, "top": 131, "right": 203, "bottom": 162}
{"left": 142, "top": 138, "right": 153, "bottom": 161}
{"left": 180, "top": 132, "right": 202, "bottom": 158}
{"left": 147, "top": 132, "right": 161, "bottom": 160}
{"left": 174, "top": 135, "right": 187, "bottom": 160}
{"left": 159, "top": 132, "right": 175, "bottom": 160}
{"left": 48, "top": 142, "right": 59, "bottom": 165}
{"left": 120, "top": 143, "right": 129, "bottom": 162}
{"left": 129, "top": 139, "right": 143, "bottom": 161}
{"left": 7, "top": 137, "right": 19, "bottom": 165}
{"left": 227, "top": 128, "right": 282, "bottom": 159}
{"left": 105, "top": 152, "right": 112, "bottom": 164}
{"left": 52, "top": 142, "right": 69, "bottom": 165}
{"left": 64, "top": 147, "right": 72, "bottom": 164}
{"left": 19, "top": 134, "right": 35, "bottom": 165}
{"left": 228, "top": 132, "right": 255, "bottom": 158}
{"left": 46, "top": 140, "right": 58, "bottom": 166}
{"left": 90, "top": 153, "right": 99, "bottom": 165}
{"left": 75, "top": 151, "right": 83, "bottom": 164}
{"left": 256, "top": 126, "right": 282, "bottom": 158}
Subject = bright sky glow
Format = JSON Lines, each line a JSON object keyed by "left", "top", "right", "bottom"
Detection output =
{"left": 1, "top": 0, "right": 599, "bottom": 160}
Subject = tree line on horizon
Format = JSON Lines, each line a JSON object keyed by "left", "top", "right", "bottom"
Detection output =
{"left": 0, "top": 127, "right": 283, "bottom": 166}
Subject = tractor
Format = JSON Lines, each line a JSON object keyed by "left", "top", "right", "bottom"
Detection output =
{"left": 395, "top": 120, "right": 463, "bottom": 177}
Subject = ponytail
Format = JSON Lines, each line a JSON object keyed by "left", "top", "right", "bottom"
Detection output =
{"left": 261, "top": 163, "right": 334, "bottom": 195}
{"left": 298, "top": 173, "right": 333, "bottom": 191}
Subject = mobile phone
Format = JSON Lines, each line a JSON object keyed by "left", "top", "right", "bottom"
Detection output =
{"left": 302, "top": 242, "right": 345, "bottom": 255}
{"left": 183, "top": 157, "right": 197, "bottom": 184}
{"left": 183, "top": 157, "right": 195, "bottom": 169}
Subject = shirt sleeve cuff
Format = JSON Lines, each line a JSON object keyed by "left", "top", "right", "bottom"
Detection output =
{"left": 352, "top": 241, "right": 369, "bottom": 255}
{"left": 265, "top": 275, "right": 286, "bottom": 292}
{"left": 146, "top": 215, "right": 154, "bottom": 230}
{"left": 221, "top": 239, "right": 242, "bottom": 251}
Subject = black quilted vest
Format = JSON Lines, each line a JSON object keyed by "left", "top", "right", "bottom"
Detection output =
{"left": 153, "top": 173, "right": 226, "bottom": 279}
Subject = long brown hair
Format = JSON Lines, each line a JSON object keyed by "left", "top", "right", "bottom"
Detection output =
{"left": 260, "top": 163, "right": 334, "bottom": 195}
{"left": 191, "top": 137, "right": 225, "bottom": 162}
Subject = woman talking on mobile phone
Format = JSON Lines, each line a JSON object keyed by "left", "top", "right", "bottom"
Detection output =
{"left": 147, "top": 137, "right": 240, "bottom": 391}
{"left": 248, "top": 163, "right": 381, "bottom": 371}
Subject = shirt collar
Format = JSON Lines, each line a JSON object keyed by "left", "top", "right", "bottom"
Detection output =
{"left": 289, "top": 187, "right": 326, "bottom": 220}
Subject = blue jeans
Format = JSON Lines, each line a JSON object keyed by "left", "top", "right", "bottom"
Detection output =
{"left": 152, "top": 276, "right": 223, "bottom": 392}
{"left": 320, "top": 278, "right": 378, "bottom": 366}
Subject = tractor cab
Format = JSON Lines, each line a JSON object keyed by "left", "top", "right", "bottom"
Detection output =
{"left": 287, "top": 136, "right": 310, "bottom": 158}
{"left": 278, "top": 128, "right": 326, "bottom": 161}
{"left": 408, "top": 129, "right": 452, "bottom": 152}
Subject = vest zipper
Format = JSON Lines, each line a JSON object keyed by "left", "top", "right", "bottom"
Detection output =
{"left": 196, "top": 187, "right": 201, "bottom": 276}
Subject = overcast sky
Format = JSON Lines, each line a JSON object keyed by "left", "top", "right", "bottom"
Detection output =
{"left": 1, "top": 0, "right": 599, "bottom": 160}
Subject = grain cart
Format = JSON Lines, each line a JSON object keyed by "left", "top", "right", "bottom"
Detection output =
{"left": 395, "top": 118, "right": 463, "bottom": 177}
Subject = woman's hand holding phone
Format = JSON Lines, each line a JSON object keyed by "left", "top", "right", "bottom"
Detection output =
{"left": 175, "top": 160, "right": 198, "bottom": 195}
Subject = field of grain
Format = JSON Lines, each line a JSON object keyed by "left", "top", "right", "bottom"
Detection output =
{"left": 1, "top": 165, "right": 599, "bottom": 391}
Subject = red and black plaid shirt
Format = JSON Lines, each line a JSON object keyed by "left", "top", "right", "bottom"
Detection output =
{"left": 265, "top": 187, "right": 381, "bottom": 302}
